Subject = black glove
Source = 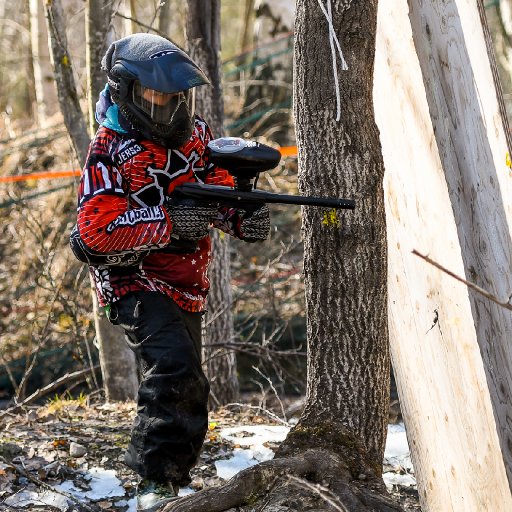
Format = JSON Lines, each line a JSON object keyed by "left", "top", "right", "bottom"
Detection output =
{"left": 239, "top": 205, "right": 270, "bottom": 242}
{"left": 165, "top": 200, "right": 218, "bottom": 240}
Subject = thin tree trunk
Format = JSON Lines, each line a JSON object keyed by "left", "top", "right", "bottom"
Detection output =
{"left": 240, "top": 0, "right": 255, "bottom": 53}
{"left": 85, "top": 0, "right": 138, "bottom": 402}
{"left": 487, "top": 0, "right": 512, "bottom": 120}
{"left": 186, "top": 0, "right": 239, "bottom": 406}
{"left": 240, "top": 0, "right": 294, "bottom": 144}
{"left": 44, "top": 0, "right": 89, "bottom": 163}
{"left": 86, "top": 0, "right": 113, "bottom": 133}
{"left": 124, "top": 0, "right": 138, "bottom": 35}
{"left": 29, "top": 0, "right": 58, "bottom": 126}
{"left": 90, "top": 283, "right": 138, "bottom": 401}
{"left": 157, "top": 0, "right": 172, "bottom": 36}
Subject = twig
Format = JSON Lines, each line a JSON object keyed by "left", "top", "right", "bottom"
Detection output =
{"left": 252, "top": 366, "right": 288, "bottom": 422}
{"left": 0, "top": 366, "right": 100, "bottom": 419}
{"left": 224, "top": 402, "right": 290, "bottom": 426}
{"left": 287, "top": 474, "right": 349, "bottom": 512}
{"left": 11, "top": 461, "right": 96, "bottom": 512}
{"left": 412, "top": 249, "right": 512, "bottom": 311}
{"left": 203, "top": 341, "right": 306, "bottom": 357}
{"left": 114, "top": 11, "right": 168, "bottom": 37}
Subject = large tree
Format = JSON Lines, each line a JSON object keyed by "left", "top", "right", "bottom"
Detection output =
{"left": 186, "top": 0, "right": 239, "bottom": 406}
{"left": 165, "top": 1, "right": 400, "bottom": 510}
{"left": 375, "top": 0, "right": 512, "bottom": 508}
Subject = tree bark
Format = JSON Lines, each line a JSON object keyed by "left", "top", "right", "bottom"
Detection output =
{"left": 186, "top": 0, "right": 239, "bottom": 406}
{"left": 85, "top": 0, "right": 138, "bottom": 402}
{"left": 44, "top": 0, "right": 89, "bottom": 163}
{"left": 86, "top": 0, "right": 114, "bottom": 133}
{"left": 29, "top": 0, "right": 58, "bottom": 126}
{"left": 375, "top": 0, "right": 512, "bottom": 509}
{"left": 409, "top": 0, "right": 512, "bottom": 482}
{"left": 164, "top": 1, "right": 398, "bottom": 510}
{"left": 157, "top": 0, "right": 172, "bottom": 37}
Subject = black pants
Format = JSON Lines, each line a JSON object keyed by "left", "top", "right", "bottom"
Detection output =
{"left": 108, "top": 291, "right": 209, "bottom": 485}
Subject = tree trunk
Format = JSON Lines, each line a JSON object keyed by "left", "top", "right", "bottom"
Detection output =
{"left": 240, "top": 0, "right": 256, "bottom": 54}
{"left": 46, "top": 0, "right": 137, "bottom": 402}
{"left": 186, "top": 0, "right": 239, "bottom": 407}
{"left": 85, "top": 0, "right": 138, "bottom": 402}
{"left": 157, "top": 0, "right": 172, "bottom": 36}
{"left": 86, "top": 0, "right": 114, "bottom": 133}
{"left": 124, "top": 0, "right": 138, "bottom": 35}
{"left": 29, "top": 0, "right": 58, "bottom": 126}
{"left": 410, "top": 0, "right": 512, "bottom": 486}
{"left": 44, "top": 0, "right": 89, "bottom": 163}
{"left": 234, "top": 0, "right": 294, "bottom": 145}
{"left": 91, "top": 284, "right": 138, "bottom": 401}
{"left": 375, "top": 0, "right": 512, "bottom": 510}
{"left": 486, "top": 0, "right": 512, "bottom": 121}
{"left": 292, "top": 0, "right": 389, "bottom": 473}
{"left": 163, "top": 2, "right": 399, "bottom": 510}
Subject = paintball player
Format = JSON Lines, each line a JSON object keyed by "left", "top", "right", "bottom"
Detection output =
{"left": 69, "top": 33, "right": 270, "bottom": 511}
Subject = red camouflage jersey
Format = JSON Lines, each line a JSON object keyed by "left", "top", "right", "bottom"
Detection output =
{"left": 76, "top": 116, "right": 244, "bottom": 312}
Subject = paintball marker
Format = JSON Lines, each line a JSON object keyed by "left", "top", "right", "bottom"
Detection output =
{"left": 173, "top": 137, "right": 356, "bottom": 211}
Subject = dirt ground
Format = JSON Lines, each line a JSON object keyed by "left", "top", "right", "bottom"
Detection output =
{"left": 0, "top": 397, "right": 420, "bottom": 511}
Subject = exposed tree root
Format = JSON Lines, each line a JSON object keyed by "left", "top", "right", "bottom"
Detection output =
{"left": 163, "top": 448, "right": 403, "bottom": 512}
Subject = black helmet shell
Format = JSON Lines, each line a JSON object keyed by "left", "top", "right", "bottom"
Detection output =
{"left": 102, "top": 33, "right": 210, "bottom": 94}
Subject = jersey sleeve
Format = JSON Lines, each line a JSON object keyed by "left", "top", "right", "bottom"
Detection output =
{"left": 76, "top": 132, "right": 172, "bottom": 256}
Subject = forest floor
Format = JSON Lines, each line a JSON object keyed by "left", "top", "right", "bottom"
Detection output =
{"left": 0, "top": 395, "right": 421, "bottom": 512}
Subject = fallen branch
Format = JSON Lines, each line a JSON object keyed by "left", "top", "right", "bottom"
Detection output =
{"left": 0, "top": 366, "right": 100, "bottom": 419}
{"left": 412, "top": 249, "right": 512, "bottom": 311}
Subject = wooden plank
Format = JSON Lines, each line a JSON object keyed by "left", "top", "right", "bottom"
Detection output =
{"left": 374, "top": 0, "right": 512, "bottom": 510}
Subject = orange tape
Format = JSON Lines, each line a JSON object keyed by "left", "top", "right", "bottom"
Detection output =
{"left": 0, "top": 170, "right": 81, "bottom": 183}
{"left": 279, "top": 146, "right": 297, "bottom": 157}
{"left": 0, "top": 146, "right": 298, "bottom": 183}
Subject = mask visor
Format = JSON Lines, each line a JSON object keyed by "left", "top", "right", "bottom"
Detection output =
{"left": 132, "top": 81, "right": 193, "bottom": 125}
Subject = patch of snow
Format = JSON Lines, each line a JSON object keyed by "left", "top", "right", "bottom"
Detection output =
{"left": 215, "top": 448, "right": 260, "bottom": 480}
{"left": 125, "top": 497, "right": 137, "bottom": 511}
{"left": 383, "top": 423, "right": 416, "bottom": 490}
{"left": 56, "top": 466, "right": 126, "bottom": 501}
{"left": 383, "top": 471, "right": 417, "bottom": 490}
{"left": 216, "top": 425, "right": 290, "bottom": 480}
{"left": 118, "top": 486, "right": 194, "bottom": 511}
{"left": 179, "top": 486, "right": 196, "bottom": 496}
{"left": 220, "top": 425, "right": 290, "bottom": 448}
{"left": 217, "top": 423, "right": 416, "bottom": 491}
{"left": 384, "top": 423, "right": 414, "bottom": 472}
{"left": 4, "top": 489, "right": 70, "bottom": 510}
